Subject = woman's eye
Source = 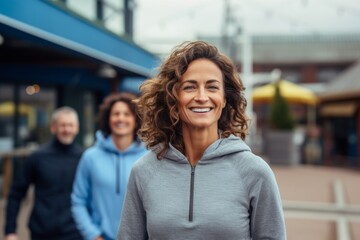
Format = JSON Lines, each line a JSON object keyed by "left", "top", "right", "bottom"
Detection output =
{"left": 208, "top": 85, "right": 219, "bottom": 90}
{"left": 183, "top": 85, "right": 195, "bottom": 90}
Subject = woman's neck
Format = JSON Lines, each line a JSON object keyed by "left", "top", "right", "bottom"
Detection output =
{"left": 182, "top": 126, "right": 218, "bottom": 166}
{"left": 112, "top": 134, "right": 134, "bottom": 151}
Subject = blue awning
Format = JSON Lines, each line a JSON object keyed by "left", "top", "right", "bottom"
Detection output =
{"left": 119, "top": 77, "right": 147, "bottom": 94}
{"left": 0, "top": 0, "right": 160, "bottom": 78}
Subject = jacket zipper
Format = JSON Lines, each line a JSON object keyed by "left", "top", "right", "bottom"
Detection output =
{"left": 116, "top": 155, "right": 120, "bottom": 194}
{"left": 189, "top": 165, "right": 196, "bottom": 222}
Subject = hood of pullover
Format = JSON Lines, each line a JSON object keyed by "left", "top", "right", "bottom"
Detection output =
{"left": 95, "top": 130, "right": 146, "bottom": 154}
{"left": 163, "top": 134, "right": 251, "bottom": 164}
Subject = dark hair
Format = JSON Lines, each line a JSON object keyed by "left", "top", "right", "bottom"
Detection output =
{"left": 136, "top": 41, "right": 248, "bottom": 159}
{"left": 97, "top": 92, "right": 140, "bottom": 139}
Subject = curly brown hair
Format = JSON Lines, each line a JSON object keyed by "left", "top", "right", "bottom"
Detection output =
{"left": 136, "top": 41, "right": 248, "bottom": 159}
{"left": 97, "top": 92, "right": 140, "bottom": 139}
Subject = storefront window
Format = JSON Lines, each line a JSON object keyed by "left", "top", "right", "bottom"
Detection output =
{"left": 0, "top": 85, "right": 14, "bottom": 152}
{"left": 51, "top": 0, "right": 125, "bottom": 35}
{"left": 19, "top": 85, "right": 56, "bottom": 147}
{"left": 65, "top": 0, "right": 96, "bottom": 20}
{"left": 83, "top": 92, "right": 95, "bottom": 147}
{"left": 317, "top": 68, "right": 341, "bottom": 83}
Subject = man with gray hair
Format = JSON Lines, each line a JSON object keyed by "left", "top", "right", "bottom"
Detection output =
{"left": 4, "top": 106, "right": 84, "bottom": 240}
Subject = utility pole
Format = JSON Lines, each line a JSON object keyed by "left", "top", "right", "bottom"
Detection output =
{"left": 237, "top": 25, "right": 254, "bottom": 145}
{"left": 222, "top": 0, "right": 232, "bottom": 57}
{"left": 240, "top": 27, "right": 253, "bottom": 121}
{"left": 124, "top": 0, "right": 134, "bottom": 39}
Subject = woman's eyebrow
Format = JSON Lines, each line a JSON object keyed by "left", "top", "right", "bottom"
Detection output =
{"left": 181, "top": 79, "right": 197, "bottom": 83}
{"left": 206, "top": 79, "right": 222, "bottom": 84}
{"left": 181, "top": 79, "right": 221, "bottom": 84}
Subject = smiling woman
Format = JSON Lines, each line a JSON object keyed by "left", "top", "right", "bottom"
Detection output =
{"left": 71, "top": 92, "right": 148, "bottom": 240}
{"left": 117, "top": 41, "right": 287, "bottom": 240}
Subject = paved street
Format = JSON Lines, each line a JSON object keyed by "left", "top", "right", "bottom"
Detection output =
{"left": 1, "top": 165, "right": 360, "bottom": 239}
{"left": 273, "top": 165, "right": 360, "bottom": 240}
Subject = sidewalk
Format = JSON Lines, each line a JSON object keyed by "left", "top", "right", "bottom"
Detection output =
{"left": 272, "top": 165, "right": 360, "bottom": 240}
{"left": 1, "top": 165, "right": 360, "bottom": 240}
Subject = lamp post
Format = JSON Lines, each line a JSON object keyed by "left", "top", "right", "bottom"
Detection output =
{"left": 236, "top": 25, "right": 254, "bottom": 146}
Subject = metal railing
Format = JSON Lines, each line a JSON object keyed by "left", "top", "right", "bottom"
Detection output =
{"left": 283, "top": 180, "right": 359, "bottom": 240}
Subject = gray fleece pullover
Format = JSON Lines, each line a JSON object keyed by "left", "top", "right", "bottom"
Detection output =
{"left": 118, "top": 134, "right": 286, "bottom": 240}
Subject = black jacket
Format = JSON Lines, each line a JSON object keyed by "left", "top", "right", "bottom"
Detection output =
{"left": 5, "top": 139, "right": 84, "bottom": 240}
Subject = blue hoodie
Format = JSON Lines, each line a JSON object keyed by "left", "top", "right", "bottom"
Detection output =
{"left": 72, "top": 131, "right": 148, "bottom": 240}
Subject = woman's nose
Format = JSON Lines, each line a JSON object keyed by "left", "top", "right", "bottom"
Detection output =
{"left": 194, "top": 89, "right": 209, "bottom": 101}
{"left": 117, "top": 114, "right": 126, "bottom": 120}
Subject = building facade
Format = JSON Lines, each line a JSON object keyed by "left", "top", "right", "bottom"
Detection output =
{"left": 0, "top": 0, "right": 160, "bottom": 150}
{"left": 204, "top": 34, "right": 360, "bottom": 167}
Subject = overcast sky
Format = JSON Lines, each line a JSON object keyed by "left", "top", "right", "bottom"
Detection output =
{"left": 133, "top": 0, "right": 360, "bottom": 55}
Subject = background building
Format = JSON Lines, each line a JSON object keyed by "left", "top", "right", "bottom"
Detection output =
{"left": 202, "top": 34, "right": 360, "bottom": 167}
{"left": 0, "top": 0, "right": 160, "bottom": 149}
{"left": 0, "top": 0, "right": 160, "bottom": 200}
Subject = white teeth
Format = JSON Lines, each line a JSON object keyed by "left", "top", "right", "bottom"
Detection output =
{"left": 191, "top": 108, "right": 211, "bottom": 113}
{"left": 116, "top": 124, "right": 127, "bottom": 128}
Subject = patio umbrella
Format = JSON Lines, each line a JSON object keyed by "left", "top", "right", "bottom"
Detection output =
{"left": 252, "top": 80, "right": 317, "bottom": 106}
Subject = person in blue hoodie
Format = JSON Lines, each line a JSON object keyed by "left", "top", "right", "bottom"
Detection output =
{"left": 118, "top": 41, "right": 286, "bottom": 240}
{"left": 71, "top": 92, "right": 148, "bottom": 240}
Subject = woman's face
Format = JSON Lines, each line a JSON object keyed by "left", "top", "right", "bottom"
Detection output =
{"left": 178, "top": 58, "right": 226, "bottom": 131}
{"left": 109, "top": 101, "right": 136, "bottom": 138}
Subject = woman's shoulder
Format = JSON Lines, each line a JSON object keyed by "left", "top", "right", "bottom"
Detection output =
{"left": 132, "top": 151, "right": 158, "bottom": 169}
{"left": 130, "top": 151, "right": 161, "bottom": 178}
{"left": 231, "top": 150, "right": 273, "bottom": 176}
{"left": 82, "top": 144, "right": 100, "bottom": 154}
{"left": 79, "top": 144, "right": 108, "bottom": 162}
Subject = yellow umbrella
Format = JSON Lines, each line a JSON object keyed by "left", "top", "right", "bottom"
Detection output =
{"left": 252, "top": 80, "right": 318, "bottom": 106}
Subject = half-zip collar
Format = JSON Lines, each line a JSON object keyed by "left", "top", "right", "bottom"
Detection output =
{"left": 163, "top": 134, "right": 251, "bottom": 222}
